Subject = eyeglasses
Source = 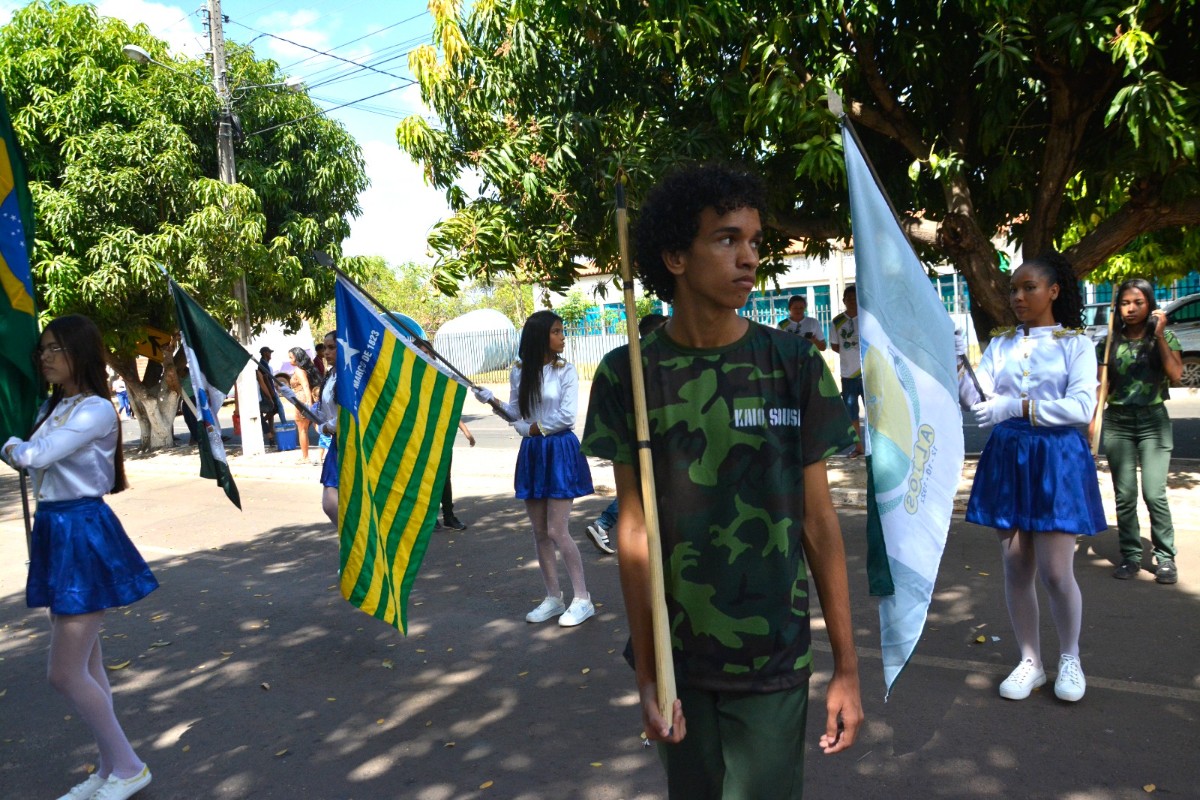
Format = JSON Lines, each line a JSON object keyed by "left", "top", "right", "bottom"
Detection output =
{"left": 34, "top": 344, "right": 68, "bottom": 358}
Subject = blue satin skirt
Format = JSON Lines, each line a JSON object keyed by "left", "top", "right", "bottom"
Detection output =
{"left": 27, "top": 497, "right": 159, "bottom": 615}
{"left": 514, "top": 430, "right": 594, "bottom": 500}
{"left": 320, "top": 435, "right": 339, "bottom": 488}
{"left": 967, "top": 419, "right": 1107, "bottom": 535}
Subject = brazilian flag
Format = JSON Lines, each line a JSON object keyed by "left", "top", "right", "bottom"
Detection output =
{"left": 0, "top": 94, "right": 40, "bottom": 443}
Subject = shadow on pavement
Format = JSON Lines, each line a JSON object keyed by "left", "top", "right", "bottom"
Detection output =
{"left": 2, "top": 474, "right": 1198, "bottom": 799}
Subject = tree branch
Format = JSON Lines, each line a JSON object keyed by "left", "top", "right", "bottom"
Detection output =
{"left": 1025, "top": 49, "right": 1120, "bottom": 255}
{"left": 840, "top": 13, "right": 929, "bottom": 159}
{"left": 1066, "top": 194, "right": 1200, "bottom": 275}
{"left": 767, "top": 210, "right": 844, "bottom": 243}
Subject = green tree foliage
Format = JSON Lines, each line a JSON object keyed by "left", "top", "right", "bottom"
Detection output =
{"left": 0, "top": 0, "right": 368, "bottom": 448}
{"left": 399, "top": 0, "right": 1199, "bottom": 336}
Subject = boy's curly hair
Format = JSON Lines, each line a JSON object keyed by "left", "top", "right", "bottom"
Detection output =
{"left": 633, "top": 164, "right": 767, "bottom": 303}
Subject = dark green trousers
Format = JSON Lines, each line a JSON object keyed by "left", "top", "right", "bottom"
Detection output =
{"left": 1103, "top": 403, "right": 1176, "bottom": 563}
{"left": 658, "top": 682, "right": 809, "bottom": 800}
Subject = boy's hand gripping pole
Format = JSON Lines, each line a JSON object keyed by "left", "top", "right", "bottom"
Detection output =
{"left": 615, "top": 177, "right": 677, "bottom": 722}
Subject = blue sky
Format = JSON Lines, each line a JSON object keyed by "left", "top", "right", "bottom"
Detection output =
{"left": 0, "top": 0, "right": 455, "bottom": 265}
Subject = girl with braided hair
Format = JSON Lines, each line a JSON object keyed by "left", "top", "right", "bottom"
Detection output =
{"left": 956, "top": 251, "right": 1106, "bottom": 703}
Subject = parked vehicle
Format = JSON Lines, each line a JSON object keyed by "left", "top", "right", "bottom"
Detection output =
{"left": 1163, "top": 293, "right": 1200, "bottom": 388}
{"left": 1082, "top": 302, "right": 1112, "bottom": 343}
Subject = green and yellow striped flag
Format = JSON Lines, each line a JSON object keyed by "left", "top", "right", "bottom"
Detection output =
{"left": 334, "top": 276, "right": 465, "bottom": 633}
{"left": 0, "top": 93, "right": 40, "bottom": 443}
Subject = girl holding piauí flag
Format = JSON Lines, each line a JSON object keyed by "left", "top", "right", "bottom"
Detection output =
{"left": 1092, "top": 278, "right": 1182, "bottom": 585}
{"left": 1, "top": 315, "right": 156, "bottom": 800}
{"left": 473, "top": 310, "right": 597, "bottom": 628}
{"left": 318, "top": 330, "right": 340, "bottom": 523}
{"left": 957, "top": 251, "right": 1106, "bottom": 705}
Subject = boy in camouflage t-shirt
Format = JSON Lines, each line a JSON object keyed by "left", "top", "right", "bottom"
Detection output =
{"left": 582, "top": 164, "right": 863, "bottom": 798}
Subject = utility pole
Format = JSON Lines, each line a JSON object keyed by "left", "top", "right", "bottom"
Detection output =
{"left": 208, "top": 0, "right": 265, "bottom": 456}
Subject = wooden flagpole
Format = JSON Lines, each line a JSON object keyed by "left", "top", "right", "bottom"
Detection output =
{"left": 1091, "top": 292, "right": 1119, "bottom": 455}
{"left": 317, "top": 257, "right": 516, "bottom": 422}
{"left": 614, "top": 175, "right": 677, "bottom": 722}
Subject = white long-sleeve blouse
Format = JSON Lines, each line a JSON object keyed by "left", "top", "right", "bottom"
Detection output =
{"left": 3, "top": 395, "right": 118, "bottom": 501}
{"left": 495, "top": 360, "right": 579, "bottom": 438}
{"left": 959, "top": 325, "right": 1097, "bottom": 427}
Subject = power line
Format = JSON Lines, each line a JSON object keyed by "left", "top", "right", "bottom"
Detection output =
{"left": 245, "top": 83, "right": 413, "bottom": 137}
{"left": 225, "top": 18, "right": 412, "bottom": 83}
{"left": 302, "top": 40, "right": 430, "bottom": 91}
{"left": 309, "top": 94, "right": 408, "bottom": 119}
{"left": 279, "top": 10, "right": 430, "bottom": 72}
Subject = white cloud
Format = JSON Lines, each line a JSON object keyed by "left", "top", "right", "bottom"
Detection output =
{"left": 94, "top": 0, "right": 204, "bottom": 57}
{"left": 343, "top": 139, "right": 448, "bottom": 266}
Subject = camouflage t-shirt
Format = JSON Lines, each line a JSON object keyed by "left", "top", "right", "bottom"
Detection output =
{"left": 581, "top": 321, "right": 856, "bottom": 693}
{"left": 1097, "top": 330, "right": 1181, "bottom": 406}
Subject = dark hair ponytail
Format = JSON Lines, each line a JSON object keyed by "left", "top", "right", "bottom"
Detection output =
{"left": 1025, "top": 250, "right": 1083, "bottom": 329}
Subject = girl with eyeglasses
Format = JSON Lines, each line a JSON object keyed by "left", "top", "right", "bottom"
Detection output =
{"left": 2, "top": 315, "right": 157, "bottom": 800}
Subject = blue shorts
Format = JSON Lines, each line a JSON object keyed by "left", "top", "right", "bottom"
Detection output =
{"left": 841, "top": 375, "right": 864, "bottom": 419}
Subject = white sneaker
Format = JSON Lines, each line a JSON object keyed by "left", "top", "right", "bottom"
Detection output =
{"left": 999, "top": 658, "right": 1046, "bottom": 700}
{"left": 1054, "top": 654, "right": 1086, "bottom": 702}
{"left": 56, "top": 773, "right": 106, "bottom": 800}
{"left": 586, "top": 524, "right": 615, "bottom": 554}
{"left": 558, "top": 597, "right": 595, "bottom": 627}
{"left": 92, "top": 766, "right": 151, "bottom": 800}
{"left": 525, "top": 595, "right": 566, "bottom": 623}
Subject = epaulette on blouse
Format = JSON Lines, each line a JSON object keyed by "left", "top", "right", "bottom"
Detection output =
{"left": 1053, "top": 327, "right": 1086, "bottom": 338}
{"left": 990, "top": 326, "right": 1018, "bottom": 338}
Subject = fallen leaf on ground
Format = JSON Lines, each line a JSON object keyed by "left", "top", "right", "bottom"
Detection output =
{"left": 479, "top": 780, "right": 493, "bottom": 789}
{"left": 261, "top": 682, "right": 270, "bottom": 691}
{"left": 444, "top": 742, "right": 455, "bottom": 748}
{"left": 381, "top": 659, "right": 394, "bottom": 669}
{"left": 581, "top": 668, "right": 590, "bottom": 674}
{"left": 106, "top": 660, "right": 131, "bottom": 670}
{"left": 591, "top": 762, "right": 602, "bottom": 767}
{"left": 148, "top": 641, "right": 171, "bottom": 649}
{"left": 1143, "top": 785, "right": 1156, "bottom": 793}
{"left": 975, "top": 636, "right": 986, "bottom": 644}
{"left": 275, "top": 749, "right": 288, "bottom": 757}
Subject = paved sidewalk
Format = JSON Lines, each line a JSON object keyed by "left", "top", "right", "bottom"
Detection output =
{"left": 2, "top": 390, "right": 1198, "bottom": 799}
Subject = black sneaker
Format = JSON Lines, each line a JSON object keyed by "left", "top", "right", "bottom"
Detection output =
{"left": 443, "top": 515, "right": 467, "bottom": 531}
{"left": 1155, "top": 560, "right": 1178, "bottom": 585}
{"left": 1112, "top": 560, "right": 1141, "bottom": 580}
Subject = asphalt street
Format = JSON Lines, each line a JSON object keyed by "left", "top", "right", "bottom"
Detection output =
{"left": 1, "top": 395, "right": 1197, "bottom": 799}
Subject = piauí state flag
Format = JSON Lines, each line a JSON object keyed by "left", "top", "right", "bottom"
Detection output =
{"left": 334, "top": 275, "right": 465, "bottom": 633}
{"left": 0, "top": 94, "right": 40, "bottom": 443}
{"left": 842, "top": 121, "right": 965, "bottom": 698}
{"left": 169, "top": 275, "right": 251, "bottom": 508}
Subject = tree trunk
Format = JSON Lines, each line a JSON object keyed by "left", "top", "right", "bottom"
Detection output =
{"left": 108, "top": 354, "right": 181, "bottom": 453}
{"left": 934, "top": 211, "right": 1014, "bottom": 342}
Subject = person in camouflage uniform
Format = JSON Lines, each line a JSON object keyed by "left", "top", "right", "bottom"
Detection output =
{"left": 582, "top": 164, "right": 863, "bottom": 799}
{"left": 1096, "top": 278, "right": 1184, "bottom": 584}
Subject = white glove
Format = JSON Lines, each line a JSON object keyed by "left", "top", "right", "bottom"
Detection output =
{"left": 2, "top": 436, "right": 21, "bottom": 468}
{"left": 971, "top": 397, "right": 1024, "bottom": 428}
{"left": 954, "top": 328, "right": 967, "bottom": 357}
{"left": 473, "top": 387, "right": 494, "bottom": 404}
